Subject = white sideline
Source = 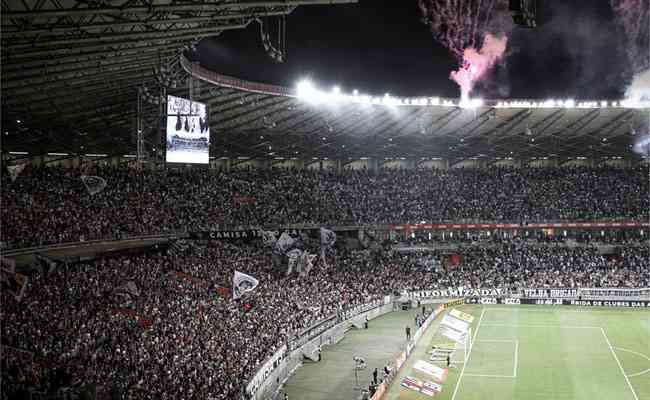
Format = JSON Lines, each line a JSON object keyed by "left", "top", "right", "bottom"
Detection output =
{"left": 464, "top": 373, "right": 514, "bottom": 378}
{"left": 450, "top": 308, "right": 485, "bottom": 400}
{"left": 600, "top": 328, "right": 639, "bottom": 400}
{"left": 481, "top": 323, "right": 601, "bottom": 329}
{"left": 513, "top": 340, "right": 519, "bottom": 378}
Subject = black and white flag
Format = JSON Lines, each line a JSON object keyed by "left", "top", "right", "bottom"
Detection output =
{"left": 81, "top": 175, "right": 107, "bottom": 195}
{"left": 233, "top": 271, "right": 259, "bottom": 300}
{"left": 320, "top": 228, "right": 336, "bottom": 267}
{"left": 298, "top": 252, "right": 317, "bottom": 277}
{"left": 7, "top": 164, "right": 26, "bottom": 182}
{"left": 320, "top": 228, "right": 337, "bottom": 248}
{"left": 261, "top": 230, "right": 278, "bottom": 248}
{"left": 275, "top": 232, "right": 296, "bottom": 254}
{"left": 286, "top": 249, "right": 302, "bottom": 276}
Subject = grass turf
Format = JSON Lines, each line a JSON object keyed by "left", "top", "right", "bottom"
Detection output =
{"left": 387, "top": 305, "right": 650, "bottom": 400}
{"left": 281, "top": 305, "right": 650, "bottom": 400}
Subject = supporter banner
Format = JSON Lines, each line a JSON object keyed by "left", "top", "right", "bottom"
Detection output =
{"left": 465, "top": 298, "right": 650, "bottom": 308}
{"left": 389, "top": 221, "right": 649, "bottom": 230}
{"left": 405, "top": 288, "right": 505, "bottom": 299}
{"left": 521, "top": 288, "right": 581, "bottom": 299}
{"left": 189, "top": 230, "right": 262, "bottom": 241}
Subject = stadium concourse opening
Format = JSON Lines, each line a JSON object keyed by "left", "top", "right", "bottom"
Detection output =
{"left": 2, "top": 0, "right": 650, "bottom": 400}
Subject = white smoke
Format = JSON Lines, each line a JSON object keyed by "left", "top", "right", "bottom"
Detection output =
{"left": 626, "top": 69, "right": 650, "bottom": 101}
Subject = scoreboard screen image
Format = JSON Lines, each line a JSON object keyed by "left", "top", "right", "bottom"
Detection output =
{"left": 166, "top": 95, "right": 210, "bottom": 164}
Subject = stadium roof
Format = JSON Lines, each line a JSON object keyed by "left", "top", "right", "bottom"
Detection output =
{"left": 1, "top": 0, "right": 357, "bottom": 156}
{"left": 2, "top": 0, "right": 649, "bottom": 163}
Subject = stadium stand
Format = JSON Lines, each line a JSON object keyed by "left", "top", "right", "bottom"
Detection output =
{"left": 2, "top": 165, "right": 648, "bottom": 248}
{"left": 2, "top": 238, "right": 648, "bottom": 399}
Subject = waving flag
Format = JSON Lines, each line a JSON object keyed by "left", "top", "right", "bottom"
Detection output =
{"left": 286, "top": 249, "right": 302, "bottom": 276}
{"left": 299, "top": 252, "right": 317, "bottom": 277}
{"left": 81, "top": 175, "right": 107, "bottom": 195}
{"left": 261, "top": 230, "right": 278, "bottom": 248}
{"left": 7, "top": 164, "right": 26, "bottom": 182}
{"left": 233, "top": 271, "right": 259, "bottom": 300}
{"left": 320, "top": 227, "right": 337, "bottom": 267}
{"left": 275, "top": 231, "right": 295, "bottom": 254}
{"left": 320, "top": 228, "right": 337, "bottom": 247}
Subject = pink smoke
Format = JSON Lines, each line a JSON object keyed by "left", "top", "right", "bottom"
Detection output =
{"left": 450, "top": 33, "right": 508, "bottom": 99}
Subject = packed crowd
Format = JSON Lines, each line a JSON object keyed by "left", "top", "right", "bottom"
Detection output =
{"left": 2, "top": 165, "right": 648, "bottom": 248}
{"left": 2, "top": 240, "right": 647, "bottom": 399}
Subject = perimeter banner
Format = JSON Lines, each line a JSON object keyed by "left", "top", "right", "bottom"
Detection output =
{"left": 189, "top": 230, "right": 263, "bottom": 241}
{"left": 464, "top": 298, "right": 650, "bottom": 308}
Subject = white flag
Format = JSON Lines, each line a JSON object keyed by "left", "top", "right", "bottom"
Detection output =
{"left": 299, "top": 253, "right": 317, "bottom": 277}
{"left": 81, "top": 175, "right": 107, "bottom": 195}
{"left": 286, "top": 249, "right": 302, "bottom": 276}
{"left": 320, "top": 228, "right": 337, "bottom": 247}
{"left": 275, "top": 232, "right": 295, "bottom": 254}
{"left": 261, "top": 230, "right": 277, "bottom": 247}
{"left": 7, "top": 164, "right": 26, "bottom": 182}
{"left": 232, "top": 271, "right": 259, "bottom": 300}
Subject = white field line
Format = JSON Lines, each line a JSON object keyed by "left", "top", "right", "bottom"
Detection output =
{"left": 612, "top": 347, "right": 650, "bottom": 378}
{"left": 627, "top": 368, "right": 650, "bottom": 378}
{"left": 600, "top": 327, "right": 639, "bottom": 400}
{"left": 464, "top": 339, "right": 519, "bottom": 379}
{"left": 450, "top": 308, "right": 485, "bottom": 400}
{"left": 464, "top": 373, "right": 515, "bottom": 378}
{"left": 513, "top": 340, "right": 519, "bottom": 378}
{"left": 480, "top": 323, "right": 601, "bottom": 329}
{"left": 485, "top": 308, "right": 646, "bottom": 314}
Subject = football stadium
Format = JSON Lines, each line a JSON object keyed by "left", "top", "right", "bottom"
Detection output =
{"left": 1, "top": 0, "right": 649, "bottom": 400}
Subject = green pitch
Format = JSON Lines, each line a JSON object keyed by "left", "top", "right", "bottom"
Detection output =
{"left": 281, "top": 305, "right": 649, "bottom": 400}
{"left": 387, "top": 305, "right": 650, "bottom": 400}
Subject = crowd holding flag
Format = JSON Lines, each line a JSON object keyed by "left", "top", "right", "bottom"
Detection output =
{"left": 274, "top": 232, "right": 295, "bottom": 254}
{"left": 1, "top": 256, "right": 28, "bottom": 302}
{"left": 320, "top": 227, "right": 337, "bottom": 266}
{"left": 286, "top": 248, "right": 302, "bottom": 276}
{"left": 81, "top": 175, "right": 107, "bottom": 195}
{"left": 261, "top": 230, "right": 278, "bottom": 248}
{"left": 232, "top": 270, "right": 259, "bottom": 300}
{"left": 7, "top": 164, "right": 26, "bottom": 182}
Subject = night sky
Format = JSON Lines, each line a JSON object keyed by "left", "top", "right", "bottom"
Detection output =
{"left": 195, "top": 0, "right": 633, "bottom": 100}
